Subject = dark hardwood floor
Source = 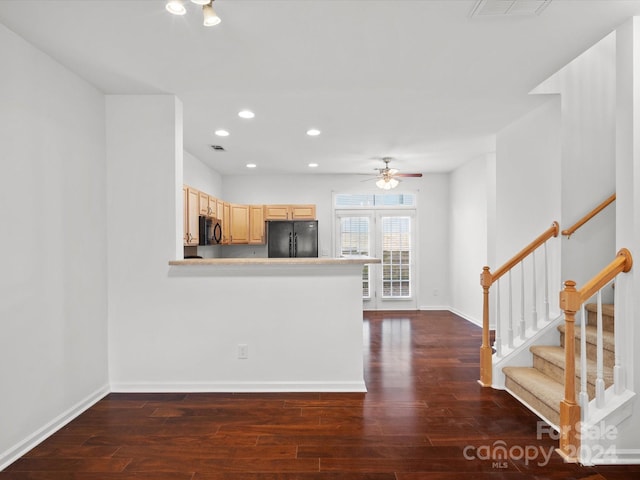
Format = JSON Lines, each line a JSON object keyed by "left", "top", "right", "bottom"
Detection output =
{"left": 2, "top": 310, "right": 639, "bottom": 479}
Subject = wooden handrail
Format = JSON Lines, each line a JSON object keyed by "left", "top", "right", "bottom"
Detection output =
{"left": 561, "top": 193, "right": 616, "bottom": 238}
{"left": 491, "top": 222, "right": 560, "bottom": 283}
{"left": 478, "top": 221, "right": 560, "bottom": 387}
{"left": 579, "top": 248, "right": 633, "bottom": 301}
{"left": 557, "top": 247, "right": 633, "bottom": 462}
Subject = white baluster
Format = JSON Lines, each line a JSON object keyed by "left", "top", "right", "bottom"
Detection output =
{"left": 531, "top": 250, "right": 538, "bottom": 331}
{"left": 596, "top": 290, "right": 605, "bottom": 408}
{"left": 613, "top": 286, "right": 624, "bottom": 395}
{"left": 579, "top": 304, "right": 588, "bottom": 420}
{"left": 495, "top": 281, "right": 502, "bottom": 357}
{"left": 508, "top": 270, "right": 514, "bottom": 349}
{"left": 520, "top": 260, "right": 526, "bottom": 341}
{"left": 543, "top": 242, "right": 550, "bottom": 322}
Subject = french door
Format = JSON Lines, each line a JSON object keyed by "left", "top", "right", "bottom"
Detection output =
{"left": 336, "top": 210, "right": 416, "bottom": 310}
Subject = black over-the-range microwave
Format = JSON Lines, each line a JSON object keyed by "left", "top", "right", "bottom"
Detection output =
{"left": 199, "top": 216, "right": 222, "bottom": 245}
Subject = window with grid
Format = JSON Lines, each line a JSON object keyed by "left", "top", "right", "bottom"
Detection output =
{"left": 339, "top": 216, "right": 371, "bottom": 298}
{"left": 381, "top": 216, "right": 411, "bottom": 298}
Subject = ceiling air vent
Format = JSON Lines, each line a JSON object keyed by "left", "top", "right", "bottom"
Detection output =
{"left": 210, "top": 145, "right": 226, "bottom": 152}
{"left": 470, "top": 0, "right": 552, "bottom": 17}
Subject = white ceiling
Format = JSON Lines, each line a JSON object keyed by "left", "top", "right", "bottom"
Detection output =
{"left": 1, "top": 0, "right": 640, "bottom": 176}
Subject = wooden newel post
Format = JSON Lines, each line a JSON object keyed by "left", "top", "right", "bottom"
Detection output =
{"left": 557, "top": 280, "right": 581, "bottom": 462}
{"left": 479, "top": 266, "right": 493, "bottom": 387}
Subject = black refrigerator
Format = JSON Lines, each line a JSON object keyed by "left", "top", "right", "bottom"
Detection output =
{"left": 267, "top": 221, "right": 318, "bottom": 258}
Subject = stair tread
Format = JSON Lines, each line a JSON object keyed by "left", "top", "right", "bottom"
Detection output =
{"left": 503, "top": 366, "right": 564, "bottom": 413}
{"left": 530, "top": 345, "right": 614, "bottom": 385}
{"left": 557, "top": 324, "right": 614, "bottom": 351}
{"left": 585, "top": 303, "right": 614, "bottom": 317}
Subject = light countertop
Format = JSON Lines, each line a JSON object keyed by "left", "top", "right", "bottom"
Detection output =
{"left": 169, "top": 257, "right": 380, "bottom": 266}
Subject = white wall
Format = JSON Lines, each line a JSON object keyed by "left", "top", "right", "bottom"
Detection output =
{"left": 539, "top": 33, "right": 617, "bottom": 289}
{"left": 183, "top": 150, "right": 222, "bottom": 196}
{"left": 449, "top": 154, "right": 493, "bottom": 324}
{"left": 495, "top": 98, "right": 562, "bottom": 319}
{"left": 221, "top": 173, "right": 451, "bottom": 309}
{"left": 0, "top": 24, "right": 108, "bottom": 468}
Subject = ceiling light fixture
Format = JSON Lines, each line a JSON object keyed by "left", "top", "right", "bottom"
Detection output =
{"left": 306, "top": 129, "right": 321, "bottom": 136}
{"left": 202, "top": 2, "right": 221, "bottom": 26}
{"left": 246, "top": 163, "right": 257, "bottom": 169}
{"left": 238, "top": 110, "right": 255, "bottom": 119}
{"left": 376, "top": 177, "right": 399, "bottom": 190}
{"left": 214, "top": 129, "right": 229, "bottom": 137}
{"left": 165, "top": 0, "right": 221, "bottom": 27}
{"left": 166, "top": 0, "right": 186, "bottom": 15}
{"left": 308, "top": 163, "right": 319, "bottom": 168}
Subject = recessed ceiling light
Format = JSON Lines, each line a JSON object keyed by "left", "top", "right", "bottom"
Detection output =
{"left": 190, "top": 0, "right": 210, "bottom": 5}
{"left": 214, "top": 129, "right": 229, "bottom": 137}
{"left": 308, "top": 163, "right": 319, "bottom": 168}
{"left": 306, "top": 129, "right": 321, "bottom": 136}
{"left": 246, "top": 163, "right": 257, "bottom": 169}
{"left": 238, "top": 110, "right": 255, "bottom": 119}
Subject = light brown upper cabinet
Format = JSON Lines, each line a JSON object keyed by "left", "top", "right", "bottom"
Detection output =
{"left": 208, "top": 196, "right": 217, "bottom": 218}
{"left": 290, "top": 205, "right": 316, "bottom": 220}
{"left": 198, "top": 191, "right": 210, "bottom": 216}
{"left": 217, "top": 201, "right": 230, "bottom": 245}
{"left": 185, "top": 187, "right": 200, "bottom": 246}
{"left": 249, "top": 205, "right": 265, "bottom": 244}
{"left": 230, "top": 204, "right": 249, "bottom": 244}
{"left": 264, "top": 204, "right": 316, "bottom": 221}
{"left": 183, "top": 186, "right": 188, "bottom": 245}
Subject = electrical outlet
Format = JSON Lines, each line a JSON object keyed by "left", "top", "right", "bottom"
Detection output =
{"left": 238, "top": 344, "right": 249, "bottom": 359}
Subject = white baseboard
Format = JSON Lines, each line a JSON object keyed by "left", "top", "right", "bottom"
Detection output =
{"left": 110, "top": 380, "right": 367, "bottom": 393}
{"left": 0, "top": 384, "right": 110, "bottom": 471}
{"left": 418, "top": 305, "right": 482, "bottom": 327}
{"left": 447, "top": 307, "right": 481, "bottom": 327}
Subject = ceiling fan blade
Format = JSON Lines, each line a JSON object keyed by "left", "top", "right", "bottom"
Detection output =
{"left": 394, "top": 173, "right": 423, "bottom": 178}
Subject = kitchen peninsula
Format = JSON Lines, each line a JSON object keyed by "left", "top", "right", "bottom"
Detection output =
{"left": 159, "top": 256, "right": 380, "bottom": 393}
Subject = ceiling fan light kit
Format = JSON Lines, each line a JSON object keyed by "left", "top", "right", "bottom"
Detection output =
{"left": 376, "top": 178, "right": 399, "bottom": 190}
{"left": 202, "top": 3, "right": 221, "bottom": 26}
{"left": 165, "top": 0, "right": 186, "bottom": 15}
{"left": 166, "top": 0, "right": 221, "bottom": 26}
{"left": 372, "top": 157, "right": 422, "bottom": 190}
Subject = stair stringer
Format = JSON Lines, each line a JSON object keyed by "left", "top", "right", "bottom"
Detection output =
{"left": 578, "top": 387, "right": 636, "bottom": 466}
{"left": 491, "top": 313, "right": 564, "bottom": 389}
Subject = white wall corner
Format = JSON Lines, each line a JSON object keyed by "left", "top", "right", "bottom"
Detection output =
{"left": 0, "top": 385, "right": 109, "bottom": 472}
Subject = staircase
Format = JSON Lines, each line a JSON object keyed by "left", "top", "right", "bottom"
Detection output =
{"left": 502, "top": 303, "right": 614, "bottom": 427}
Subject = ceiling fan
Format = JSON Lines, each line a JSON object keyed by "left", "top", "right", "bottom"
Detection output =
{"left": 372, "top": 157, "right": 423, "bottom": 190}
